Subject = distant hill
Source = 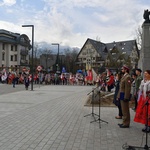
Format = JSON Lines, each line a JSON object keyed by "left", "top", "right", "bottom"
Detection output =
{"left": 32, "top": 41, "right": 80, "bottom": 57}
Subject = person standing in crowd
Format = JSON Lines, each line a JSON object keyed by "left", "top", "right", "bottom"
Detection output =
{"left": 100, "top": 72, "right": 107, "bottom": 91}
{"left": 24, "top": 74, "right": 30, "bottom": 90}
{"left": 106, "top": 73, "right": 115, "bottom": 92}
{"left": 54, "top": 73, "right": 59, "bottom": 85}
{"left": 61, "top": 73, "right": 65, "bottom": 85}
{"left": 134, "top": 68, "right": 143, "bottom": 111}
{"left": 113, "top": 72, "right": 123, "bottom": 119}
{"left": 12, "top": 71, "right": 17, "bottom": 88}
{"left": 117, "top": 65, "right": 132, "bottom": 128}
{"left": 134, "top": 70, "right": 150, "bottom": 133}
{"left": 131, "top": 73, "right": 137, "bottom": 111}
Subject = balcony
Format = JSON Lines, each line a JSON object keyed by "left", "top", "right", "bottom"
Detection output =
{"left": 20, "top": 49, "right": 28, "bottom": 55}
{"left": 20, "top": 59, "right": 28, "bottom": 65}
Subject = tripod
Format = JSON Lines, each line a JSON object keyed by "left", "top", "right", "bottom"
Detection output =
{"left": 90, "top": 90, "right": 108, "bottom": 128}
{"left": 123, "top": 94, "right": 150, "bottom": 150}
{"left": 84, "top": 87, "right": 99, "bottom": 120}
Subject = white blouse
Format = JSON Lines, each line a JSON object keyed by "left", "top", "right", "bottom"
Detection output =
{"left": 139, "top": 80, "right": 150, "bottom": 98}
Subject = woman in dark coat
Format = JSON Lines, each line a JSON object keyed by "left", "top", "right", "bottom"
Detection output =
{"left": 24, "top": 74, "right": 30, "bottom": 90}
{"left": 113, "top": 72, "right": 123, "bottom": 119}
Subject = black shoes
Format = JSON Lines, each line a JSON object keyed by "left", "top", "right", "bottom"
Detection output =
{"left": 142, "top": 126, "right": 150, "bottom": 133}
{"left": 118, "top": 123, "right": 123, "bottom": 126}
{"left": 118, "top": 123, "right": 129, "bottom": 128}
{"left": 120, "top": 125, "right": 129, "bottom": 128}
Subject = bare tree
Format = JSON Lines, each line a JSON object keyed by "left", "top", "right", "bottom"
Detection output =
{"left": 134, "top": 26, "right": 142, "bottom": 50}
{"left": 96, "top": 36, "right": 101, "bottom": 42}
{"left": 28, "top": 42, "right": 41, "bottom": 71}
{"left": 34, "top": 43, "right": 39, "bottom": 66}
{"left": 40, "top": 48, "right": 53, "bottom": 70}
{"left": 63, "top": 48, "right": 78, "bottom": 73}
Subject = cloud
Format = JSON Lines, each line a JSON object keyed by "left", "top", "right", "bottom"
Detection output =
{"left": 0, "top": 0, "right": 16, "bottom": 6}
{"left": 0, "top": 0, "right": 149, "bottom": 48}
{"left": 0, "top": 21, "right": 22, "bottom": 31}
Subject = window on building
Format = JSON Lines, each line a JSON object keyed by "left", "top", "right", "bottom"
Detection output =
{"left": 2, "top": 43, "right": 5, "bottom": 50}
{"left": 11, "top": 45, "right": 13, "bottom": 51}
{"left": 2, "top": 53, "right": 5, "bottom": 61}
{"left": 21, "top": 55, "right": 26, "bottom": 60}
{"left": 78, "top": 58, "right": 82, "bottom": 62}
{"left": 15, "top": 45, "right": 17, "bottom": 51}
{"left": 20, "top": 37, "right": 25, "bottom": 43}
{"left": 86, "top": 49, "right": 88, "bottom": 54}
{"left": 10, "top": 55, "right": 13, "bottom": 61}
{"left": 14, "top": 55, "right": 17, "bottom": 61}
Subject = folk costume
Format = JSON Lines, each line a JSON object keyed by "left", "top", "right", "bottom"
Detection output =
{"left": 134, "top": 80, "right": 150, "bottom": 126}
{"left": 11, "top": 72, "right": 17, "bottom": 88}
{"left": 87, "top": 70, "right": 93, "bottom": 85}
{"left": 106, "top": 74, "right": 114, "bottom": 92}
{"left": 61, "top": 73, "right": 65, "bottom": 85}
{"left": 117, "top": 72, "right": 132, "bottom": 127}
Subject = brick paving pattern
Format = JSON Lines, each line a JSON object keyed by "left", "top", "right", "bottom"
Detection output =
{"left": 0, "top": 84, "right": 149, "bottom": 150}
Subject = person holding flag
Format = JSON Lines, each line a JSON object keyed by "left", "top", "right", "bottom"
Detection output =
{"left": 1, "top": 69, "right": 7, "bottom": 83}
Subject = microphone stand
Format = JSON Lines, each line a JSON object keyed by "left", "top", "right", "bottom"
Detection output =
{"left": 90, "top": 90, "right": 108, "bottom": 128}
{"left": 123, "top": 93, "right": 150, "bottom": 150}
{"left": 84, "top": 86, "right": 99, "bottom": 119}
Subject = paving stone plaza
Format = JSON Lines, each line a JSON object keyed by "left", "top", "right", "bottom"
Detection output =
{"left": 0, "top": 84, "right": 149, "bottom": 150}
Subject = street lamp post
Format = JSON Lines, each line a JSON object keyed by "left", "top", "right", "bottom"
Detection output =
{"left": 22, "top": 25, "right": 34, "bottom": 91}
{"left": 52, "top": 43, "right": 59, "bottom": 72}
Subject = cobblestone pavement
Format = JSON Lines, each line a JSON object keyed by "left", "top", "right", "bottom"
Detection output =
{"left": 0, "top": 84, "right": 149, "bottom": 150}
{"left": 0, "top": 83, "right": 41, "bottom": 95}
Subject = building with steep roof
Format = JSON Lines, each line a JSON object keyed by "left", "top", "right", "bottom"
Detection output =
{"left": 76, "top": 38, "right": 139, "bottom": 73}
{"left": 0, "top": 29, "right": 31, "bottom": 72}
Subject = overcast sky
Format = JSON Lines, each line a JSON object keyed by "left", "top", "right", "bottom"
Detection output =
{"left": 0, "top": 0, "right": 149, "bottom": 48}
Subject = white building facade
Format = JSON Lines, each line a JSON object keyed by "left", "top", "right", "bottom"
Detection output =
{"left": 0, "top": 29, "right": 31, "bottom": 72}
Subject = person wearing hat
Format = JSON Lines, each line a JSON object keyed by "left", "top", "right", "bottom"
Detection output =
{"left": 117, "top": 65, "right": 132, "bottom": 128}
{"left": 134, "top": 68, "right": 143, "bottom": 110}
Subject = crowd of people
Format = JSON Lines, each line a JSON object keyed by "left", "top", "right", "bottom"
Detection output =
{"left": 0, "top": 69, "right": 116, "bottom": 89}
{"left": 0, "top": 71, "right": 93, "bottom": 87}
{"left": 1, "top": 65, "right": 150, "bottom": 134}
{"left": 112, "top": 65, "right": 150, "bottom": 133}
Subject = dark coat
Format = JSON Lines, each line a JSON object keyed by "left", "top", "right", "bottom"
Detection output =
{"left": 24, "top": 77, "right": 30, "bottom": 87}
{"left": 113, "top": 80, "right": 121, "bottom": 106}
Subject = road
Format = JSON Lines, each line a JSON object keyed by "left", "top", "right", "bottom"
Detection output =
{"left": 0, "top": 83, "right": 42, "bottom": 95}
